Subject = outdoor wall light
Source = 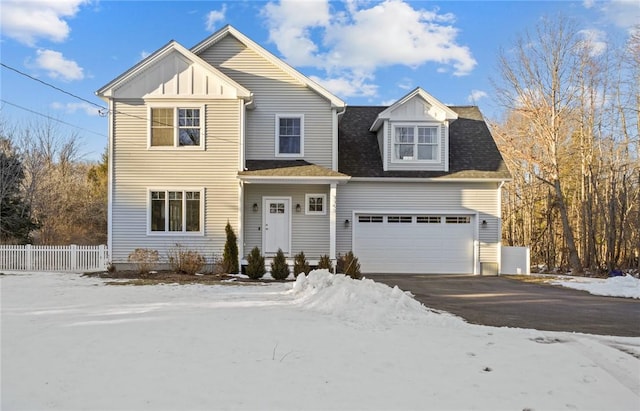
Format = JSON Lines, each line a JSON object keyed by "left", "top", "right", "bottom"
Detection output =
{"left": 482, "top": 219, "right": 488, "bottom": 227}
{"left": 344, "top": 219, "right": 350, "bottom": 227}
{"left": 252, "top": 203, "right": 258, "bottom": 212}
{"left": 296, "top": 203, "right": 302, "bottom": 213}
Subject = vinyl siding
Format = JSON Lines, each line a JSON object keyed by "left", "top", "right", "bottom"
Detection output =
{"left": 243, "top": 184, "right": 330, "bottom": 258}
{"left": 197, "top": 36, "right": 334, "bottom": 168}
{"left": 336, "top": 181, "right": 500, "bottom": 264}
{"left": 111, "top": 98, "right": 241, "bottom": 263}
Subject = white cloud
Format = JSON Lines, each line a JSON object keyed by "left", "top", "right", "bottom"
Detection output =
{"left": 597, "top": 0, "right": 639, "bottom": 30}
{"left": 51, "top": 102, "right": 101, "bottom": 116}
{"left": 578, "top": 29, "right": 607, "bottom": 56}
{"left": 140, "top": 50, "right": 151, "bottom": 60}
{"left": 583, "top": 0, "right": 595, "bottom": 9}
{"left": 0, "top": 0, "right": 89, "bottom": 46}
{"left": 467, "top": 89, "right": 488, "bottom": 103}
{"left": 310, "top": 72, "right": 378, "bottom": 98}
{"left": 34, "top": 49, "right": 84, "bottom": 81}
{"left": 205, "top": 4, "right": 227, "bottom": 32}
{"left": 262, "top": 0, "right": 476, "bottom": 98}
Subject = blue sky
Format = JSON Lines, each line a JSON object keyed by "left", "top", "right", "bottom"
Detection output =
{"left": 1, "top": 0, "right": 637, "bottom": 161}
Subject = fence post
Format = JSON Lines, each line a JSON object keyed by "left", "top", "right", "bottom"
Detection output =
{"left": 70, "top": 244, "right": 77, "bottom": 271}
{"left": 26, "top": 244, "right": 32, "bottom": 271}
{"left": 99, "top": 245, "right": 107, "bottom": 270}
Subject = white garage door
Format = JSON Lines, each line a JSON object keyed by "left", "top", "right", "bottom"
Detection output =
{"left": 353, "top": 214, "right": 475, "bottom": 274}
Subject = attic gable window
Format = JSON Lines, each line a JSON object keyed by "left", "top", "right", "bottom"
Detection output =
{"left": 275, "top": 114, "right": 304, "bottom": 157}
{"left": 150, "top": 107, "right": 204, "bottom": 149}
{"left": 393, "top": 125, "right": 439, "bottom": 161}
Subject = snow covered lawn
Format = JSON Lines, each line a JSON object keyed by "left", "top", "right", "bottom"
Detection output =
{"left": 550, "top": 274, "right": 640, "bottom": 299}
{"left": 2, "top": 271, "right": 639, "bottom": 410}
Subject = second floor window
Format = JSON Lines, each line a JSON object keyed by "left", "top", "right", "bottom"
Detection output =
{"left": 150, "top": 107, "right": 202, "bottom": 148}
{"left": 276, "top": 114, "right": 304, "bottom": 156}
{"left": 394, "top": 125, "right": 439, "bottom": 161}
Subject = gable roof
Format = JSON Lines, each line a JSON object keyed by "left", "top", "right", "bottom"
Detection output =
{"left": 96, "top": 40, "right": 251, "bottom": 99}
{"left": 339, "top": 106, "right": 511, "bottom": 180}
{"left": 370, "top": 87, "right": 459, "bottom": 131}
{"left": 191, "top": 25, "right": 345, "bottom": 109}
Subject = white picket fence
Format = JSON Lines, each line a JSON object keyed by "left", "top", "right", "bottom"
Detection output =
{"left": 0, "top": 244, "right": 109, "bottom": 272}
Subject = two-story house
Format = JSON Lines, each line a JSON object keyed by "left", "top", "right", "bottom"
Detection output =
{"left": 96, "top": 25, "right": 510, "bottom": 275}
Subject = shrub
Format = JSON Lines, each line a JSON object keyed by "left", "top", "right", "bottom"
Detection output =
{"left": 271, "top": 248, "right": 289, "bottom": 280}
{"left": 127, "top": 248, "right": 159, "bottom": 274}
{"left": 223, "top": 221, "right": 239, "bottom": 274}
{"left": 317, "top": 254, "right": 333, "bottom": 272}
{"left": 246, "top": 246, "right": 265, "bottom": 279}
{"left": 168, "top": 244, "right": 205, "bottom": 275}
{"left": 209, "top": 253, "right": 226, "bottom": 275}
{"left": 337, "top": 251, "right": 361, "bottom": 279}
{"left": 293, "top": 251, "right": 310, "bottom": 278}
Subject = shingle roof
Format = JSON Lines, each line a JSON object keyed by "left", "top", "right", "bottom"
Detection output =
{"left": 338, "top": 106, "right": 511, "bottom": 179}
{"left": 241, "top": 160, "right": 349, "bottom": 178}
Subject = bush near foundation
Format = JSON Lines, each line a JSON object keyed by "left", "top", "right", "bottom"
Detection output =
{"left": 246, "top": 246, "right": 266, "bottom": 280}
{"left": 337, "top": 251, "right": 361, "bottom": 279}
{"left": 127, "top": 248, "right": 159, "bottom": 274}
{"left": 271, "top": 248, "right": 289, "bottom": 280}
{"left": 293, "top": 251, "right": 310, "bottom": 277}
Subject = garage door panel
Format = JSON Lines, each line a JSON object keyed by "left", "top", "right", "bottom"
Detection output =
{"left": 354, "top": 214, "right": 474, "bottom": 274}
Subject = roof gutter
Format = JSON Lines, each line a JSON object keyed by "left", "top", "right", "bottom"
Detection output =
{"left": 349, "top": 177, "right": 512, "bottom": 183}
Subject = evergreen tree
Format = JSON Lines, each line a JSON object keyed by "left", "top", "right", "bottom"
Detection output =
{"left": 293, "top": 251, "right": 310, "bottom": 277}
{"left": 271, "top": 248, "right": 289, "bottom": 280}
{"left": 223, "top": 221, "right": 239, "bottom": 273}
{"left": 0, "top": 141, "right": 37, "bottom": 243}
{"left": 246, "top": 246, "right": 265, "bottom": 279}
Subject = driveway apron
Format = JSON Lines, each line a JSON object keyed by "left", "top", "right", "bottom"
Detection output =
{"left": 369, "top": 274, "right": 640, "bottom": 337}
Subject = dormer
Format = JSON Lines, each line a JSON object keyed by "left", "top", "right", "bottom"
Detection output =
{"left": 370, "top": 88, "right": 458, "bottom": 172}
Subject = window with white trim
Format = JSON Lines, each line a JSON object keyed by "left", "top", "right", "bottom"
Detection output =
{"left": 393, "top": 125, "right": 439, "bottom": 161}
{"left": 276, "top": 114, "right": 304, "bottom": 156}
{"left": 305, "top": 194, "right": 326, "bottom": 215}
{"left": 150, "top": 107, "right": 203, "bottom": 148}
{"left": 150, "top": 189, "right": 203, "bottom": 233}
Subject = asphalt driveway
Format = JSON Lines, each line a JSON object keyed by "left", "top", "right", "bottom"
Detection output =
{"left": 369, "top": 274, "right": 640, "bottom": 337}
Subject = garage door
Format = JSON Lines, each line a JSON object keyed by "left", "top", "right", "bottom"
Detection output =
{"left": 353, "top": 214, "right": 475, "bottom": 274}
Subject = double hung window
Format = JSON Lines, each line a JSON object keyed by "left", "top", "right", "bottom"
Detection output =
{"left": 150, "top": 107, "right": 203, "bottom": 148}
{"left": 276, "top": 114, "right": 304, "bottom": 156}
{"left": 393, "top": 125, "right": 439, "bottom": 161}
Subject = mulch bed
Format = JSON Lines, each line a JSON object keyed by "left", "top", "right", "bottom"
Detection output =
{"left": 83, "top": 270, "right": 288, "bottom": 286}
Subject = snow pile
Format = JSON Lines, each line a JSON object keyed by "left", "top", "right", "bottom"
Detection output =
{"left": 552, "top": 275, "right": 640, "bottom": 299}
{"left": 289, "top": 269, "right": 461, "bottom": 327}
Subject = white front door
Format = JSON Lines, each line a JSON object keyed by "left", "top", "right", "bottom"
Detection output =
{"left": 263, "top": 197, "right": 290, "bottom": 254}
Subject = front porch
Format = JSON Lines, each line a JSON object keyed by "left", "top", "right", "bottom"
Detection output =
{"left": 238, "top": 160, "right": 349, "bottom": 264}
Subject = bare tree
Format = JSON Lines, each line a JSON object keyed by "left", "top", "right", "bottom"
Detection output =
{"left": 495, "top": 16, "right": 584, "bottom": 274}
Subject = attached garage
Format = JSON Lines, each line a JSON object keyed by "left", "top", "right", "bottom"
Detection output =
{"left": 352, "top": 213, "right": 476, "bottom": 274}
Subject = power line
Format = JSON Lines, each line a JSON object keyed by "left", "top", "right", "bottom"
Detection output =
{"left": 0, "top": 62, "right": 107, "bottom": 113}
{"left": 0, "top": 61, "right": 238, "bottom": 144}
{"left": 0, "top": 99, "right": 107, "bottom": 138}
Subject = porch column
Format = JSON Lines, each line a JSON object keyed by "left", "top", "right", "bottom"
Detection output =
{"left": 329, "top": 183, "right": 337, "bottom": 262}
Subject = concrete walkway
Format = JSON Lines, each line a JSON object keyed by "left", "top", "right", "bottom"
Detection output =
{"left": 369, "top": 274, "right": 640, "bottom": 337}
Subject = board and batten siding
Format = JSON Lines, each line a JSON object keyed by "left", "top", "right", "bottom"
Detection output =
{"left": 243, "top": 185, "right": 330, "bottom": 258}
{"left": 336, "top": 181, "right": 501, "bottom": 264}
{"left": 111, "top": 98, "right": 241, "bottom": 263}
{"left": 196, "top": 36, "right": 334, "bottom": 168}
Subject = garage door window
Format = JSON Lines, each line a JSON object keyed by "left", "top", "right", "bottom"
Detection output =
{"left": 417, "top": 216, "right": 441, "bottom": 224}
{"left": 388, "top": 216, "right": 412, "bottom": 223}
{"left": 446, "top": 216, "right": 471, "bottom": 224}
{"left": 358, "top": 215, "right": 383, "bottom": 223}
